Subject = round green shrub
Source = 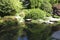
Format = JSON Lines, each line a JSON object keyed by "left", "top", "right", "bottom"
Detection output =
{"left": 25, "top": 9, "right": 51, "bottom": 19}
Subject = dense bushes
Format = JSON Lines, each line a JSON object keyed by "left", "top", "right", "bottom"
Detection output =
{"left": 25, "top": 9, "right": 51, "bottom": 19}
{"left": 22, "top": 0, "right": 52, "bottom": 13}
{"left": 0, "top": 0, "right": 22, "bottom": 17}
{"left": 40, "top": 1, "right": 52, "bottom": 13}
{"left": 0, "top": 16, "right": 19, "bottom": 31}
{"left": 22, "top": 0, "right": 60, "bottom": 14}
{"left": 30, "top": 0, "right": 43, "bottom": 8}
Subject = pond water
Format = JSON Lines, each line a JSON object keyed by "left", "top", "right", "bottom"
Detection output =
{"left": 51, "top": 30, "right": 60, "bottom": 40}
{"left": 18, "top": 36, "right": 28, "bottom": 40}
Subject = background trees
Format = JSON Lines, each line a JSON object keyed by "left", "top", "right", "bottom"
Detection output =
{"left": 0, "top": 0, "right": 22, "bottom": 17}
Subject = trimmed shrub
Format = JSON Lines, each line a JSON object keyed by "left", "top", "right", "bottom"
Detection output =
{"left": 50, "top": 0, "right": 57, "bottom": 5}
{"left": 23, "top": 0, "right": 52, "bottom": 14}
{"left": 25, "top": 9, "right": 51, "bottom": 19}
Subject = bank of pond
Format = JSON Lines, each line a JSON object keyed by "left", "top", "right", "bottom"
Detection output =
{"left": 0, "top": 16, "right": 60, "bottom": 40}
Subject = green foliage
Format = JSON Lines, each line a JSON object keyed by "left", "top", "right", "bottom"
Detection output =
{"left": 25, "top": 9, "right": 51, "bottom": 19}
{"left": 50, "top": 0, "right": 57, "bottom": 5}
{"left": 0, "top": 17, "right": 19, "bottom": 40}
{"left": 40, "top": 1, "right": 52, "bottom": 13}
{"left": 2, "top": 16, "right": 18, "bottom": 29}
{"left": 29, "top": 0, "right": 52, "bottom": 13}
{"left": 0, "top": 0, "right": 22, "bottom": 17}
{"left": 30, "top": 0, "right": 43, "bottom": 8}
{"left": 9, "top": 0, "right": 22, "bottom": 12}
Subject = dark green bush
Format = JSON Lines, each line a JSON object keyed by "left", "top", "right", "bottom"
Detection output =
{"left": 23, "top": 0, "right": 53, "bottom": 14}
{"left": 50, "top": 0, "right": 60, "bottom": 4}
{"left": 50, "top": 0, "right": 57, "bottom": 5}
{"left": 0, "top": 0, "right": 22, "bottom": 17}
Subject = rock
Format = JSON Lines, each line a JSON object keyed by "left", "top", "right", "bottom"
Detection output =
{"left": 50, "top": 18, "right": 60, "bottom": 22}
{"left": 25, "top": 19, "right": 32, "bottom": 22}
{"left": 44, "top": 21, "right": 54, "bottom": 24}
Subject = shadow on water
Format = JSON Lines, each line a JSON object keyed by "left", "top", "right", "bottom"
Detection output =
{"left": 18, "top": 28, "right": 29, "bottom": 40}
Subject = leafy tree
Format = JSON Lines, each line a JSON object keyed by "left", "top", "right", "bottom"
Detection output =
{"left": 0, "top": 0, "right": 22, "bottom": 17}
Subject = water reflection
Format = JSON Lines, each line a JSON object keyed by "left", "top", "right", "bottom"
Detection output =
{"left": 18, "top": 36, "right": 28, "bottom": 40}
{"left": 51, "top": 30, "right": 60, "bottom": 40}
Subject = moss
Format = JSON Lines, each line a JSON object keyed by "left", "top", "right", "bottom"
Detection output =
{"left": 0, "top": 16, "right": 19, "bottom": 40}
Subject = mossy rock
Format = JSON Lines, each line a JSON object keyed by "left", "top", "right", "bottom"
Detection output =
{"left": 0, "top": 16, "right": 20, "bottom": 40}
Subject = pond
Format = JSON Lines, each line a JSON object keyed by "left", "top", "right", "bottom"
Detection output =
{"left": 51, "top": 30, "right": 60, "bottom": 40}
{"left": 18, "top": 36, "right": 28, "bottom": 40}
